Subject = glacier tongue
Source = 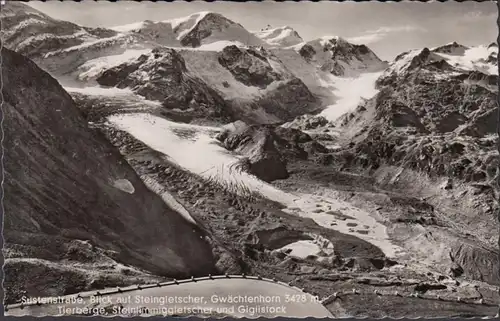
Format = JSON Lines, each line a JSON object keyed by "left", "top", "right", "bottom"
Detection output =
{"left": 319, "top": 71, "right": 383, "bottom": 122}
{"left": 106, "top": 112, "right": 404, "bottom": 258}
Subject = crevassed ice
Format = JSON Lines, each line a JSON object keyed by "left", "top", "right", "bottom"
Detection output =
{"left": 106, "top": 113, "right": 404, "bottom": 258}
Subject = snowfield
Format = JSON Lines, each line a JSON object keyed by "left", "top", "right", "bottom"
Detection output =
{"left": 110, "top": 21, "right": 148, "bottom": 33}
{"left": 106, "top": 113, "right": 404, "bottom": 258}
{"left": 279, "top": 240, "right": 322, "bottom": 259}
{"left": 194, "top": 40, "right": 246, "bottom": 51}
{"left": 277, "top": 233, "right": 335, "bottom": 260}
{"left": 254, "top": 26, "right": 303, "bottom": 47}
{"left": 285, "top": 193, "right": 405, "bottom": 259}
{"left": 390, "top": 45, "right": 498, "bottom": 77}
{"left": 319, "top": 71, "right": 383, "bottom": 122}
{"left": 435, "top": 45, "right": 498, "bottom": 75}
{"left": 65, "top": 86, "right": 136, "bottom": 96}
{"left": 44, "top": 34, "right": 128, "bottom": 57}
{"left": 77, "top": 49, "right": 152, "bottom": 80}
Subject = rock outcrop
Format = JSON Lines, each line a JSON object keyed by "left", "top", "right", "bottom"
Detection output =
{"left": 217, "top": 122, "right": 329, "bottom": 181}
{"left": 217, "top": 123, "right": 290, "bottom": 182}
{"left": 218, "top": 45, "right": 283, "bottom": 88}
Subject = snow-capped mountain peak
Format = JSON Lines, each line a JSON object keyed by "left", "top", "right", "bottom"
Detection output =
{"left": 165, "top": 11, "right": 212, "bottom": 41}
{"left": 170, "top": 11, "right": 265, "bottom": 48}
{"left": 110, "top": 19, "right": 179, "bottom": 46}
{"left": 431, "top": 41, "right": 469, "bottom": 55}
{"left": 387, "top": 43, "right": 498, "bottom": 78}
{"left": 297, "top": 36, "right": 388, "bottom": 77}
{"left": 108, "top": 11, "right": 265, "bottom": 48}
{"left": 254, "top": 25, "right": 304, "bottom": 47}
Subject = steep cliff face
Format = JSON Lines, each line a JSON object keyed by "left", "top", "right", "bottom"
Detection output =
{"left": 2, "top": 47, "right": 218, "bottom": 303}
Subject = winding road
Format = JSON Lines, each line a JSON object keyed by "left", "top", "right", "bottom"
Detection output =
{"left": 6, "top": 275, "right": 334, "bottom": 318}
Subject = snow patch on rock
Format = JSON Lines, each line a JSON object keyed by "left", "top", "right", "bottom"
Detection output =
{"left": 111, "top": 179, "right": 135, "bottom": 194}
{"left": 435, "top": 45, "right": 498, "bottom": 75}
{"left": 110, "top": 21, "right": 147, "bottom": 33}
{"left": 279, "top": 240, "right": 322, "bottom": 259}
{"left": 45, "top": 34, "right": 127, "bottom": 57}
{"left": 171, "top": 11, "right": 212, "bottom": 40}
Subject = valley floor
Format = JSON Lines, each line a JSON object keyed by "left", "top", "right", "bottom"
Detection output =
{"left": 57, "top": 86, "right": 499, "bottom": 318}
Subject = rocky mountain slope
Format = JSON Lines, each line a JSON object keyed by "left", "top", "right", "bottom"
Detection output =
{"left": 2, "top": 2, "right": 499, "bottom": 318}
{"left": 1, "top": 2, "right": 117, "bottom": 59}
{"left": 298, "top": 36, "right": 389, "bottom": 77}
{"left": 1, "top": 3, "right": 383, "bottom": 125}
{"left": 2, "top": 47, "right": 223, "bottom": 304}
{"left": 293, "top": 42, "right": 500, "bottom": 286}
{"left": 174, "top": 11, "right": 265, "bottom": 48}
{"left": 89, "top": 45, "right": 320, "bottom": 124}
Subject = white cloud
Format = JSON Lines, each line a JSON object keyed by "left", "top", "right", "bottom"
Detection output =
{"left": 346, "top": 33, "right": 385, "bottom": 45}
{"left": 347, "top": 24, "right": 426, "bottom": 45}
{"left": 368, "top": 25, "right": 425, "bottom": 34}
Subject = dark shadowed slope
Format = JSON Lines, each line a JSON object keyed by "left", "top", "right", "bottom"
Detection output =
{"left": 1, "top": 47, "right": 217, "bottom": 303}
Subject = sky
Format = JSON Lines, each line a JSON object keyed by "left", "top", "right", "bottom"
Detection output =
{"left": 27, "top": 1, "right": 498, "bottom": 60}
